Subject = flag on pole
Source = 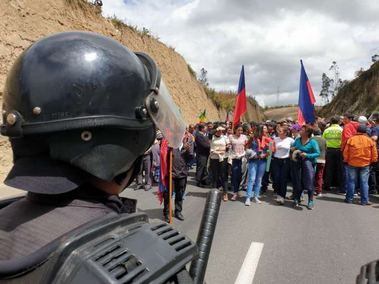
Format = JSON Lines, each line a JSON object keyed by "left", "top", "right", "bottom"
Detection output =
{"left": 158, "top": 138, "right": 169, "bottom": 204}
{"left": 199, "top": 109, "right": 207, "bottom": 123}
{"left": 298, "top": 60, "right": 316, "bottom": 126}
{"left": 232, "top": 65, "right": 247, "bottom": 127}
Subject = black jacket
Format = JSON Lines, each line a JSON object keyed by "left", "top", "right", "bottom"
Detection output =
{"left": 195, "top": 132, "right": 210, "bottom": 155}
{"left": 166, "top": 142, "right": 194, "bottom": 179}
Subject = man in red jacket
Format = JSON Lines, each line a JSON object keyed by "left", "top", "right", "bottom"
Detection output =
{"left": 340, "top": 114, "right": 359, "bottom": 194}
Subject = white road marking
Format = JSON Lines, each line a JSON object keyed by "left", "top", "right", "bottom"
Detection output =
{"left": 234, "top": 242, "right": 264, "bottom": 284}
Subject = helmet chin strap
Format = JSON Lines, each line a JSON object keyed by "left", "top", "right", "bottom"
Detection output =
{"left": 115, "top": 155, "right": 143, "bottom": 188}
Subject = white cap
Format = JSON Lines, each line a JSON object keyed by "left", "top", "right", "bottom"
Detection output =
{"left": 358, "top": 116, "right": 368, "bottom": 123}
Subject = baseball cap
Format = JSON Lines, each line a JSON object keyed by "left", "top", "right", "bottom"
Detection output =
{"left": 290, "top": 124, "right": 301, "bottom": 131}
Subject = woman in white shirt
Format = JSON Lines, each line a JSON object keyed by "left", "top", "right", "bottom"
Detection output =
{"left": 272, "top": 127, "right": 294, "bottom": 204}
{"left": 210, "top": 126, "right": 229, "bottom": 201}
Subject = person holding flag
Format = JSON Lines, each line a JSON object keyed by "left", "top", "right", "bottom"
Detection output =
{"left": 289, "top": 60, "right": 319, "bottom": 209}
{"left": 160, "top": 135, "right": 194, "bottom": 223}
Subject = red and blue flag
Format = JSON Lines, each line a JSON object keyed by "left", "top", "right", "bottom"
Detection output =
{"left": 298, "top": 60, "right": 316, "bottom": 126}
{"left": 232, "top": 65, "right": 247, "bottom": 127}
{"left": 158, "top": 138, "right": 169, "bottom": 204}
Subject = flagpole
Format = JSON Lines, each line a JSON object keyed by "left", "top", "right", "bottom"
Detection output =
{"left": 169, "top": 150, "right": 173, "bottom": 224}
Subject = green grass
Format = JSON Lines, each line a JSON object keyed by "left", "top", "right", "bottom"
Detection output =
{"left": 109, "top": 14, "right": 125, "bottom": 30}
{"left": 203, "top": 87, "right": 259, "bottom": 111}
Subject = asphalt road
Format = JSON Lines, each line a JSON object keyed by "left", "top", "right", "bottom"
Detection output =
{"left": 122, "top": 170, "right": 379, "bottom": 284}
{"left": 1, "top": 170, "right": 378, "bottom": 283}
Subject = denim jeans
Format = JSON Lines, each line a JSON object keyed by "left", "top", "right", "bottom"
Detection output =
{"left": 341, "top": 152, "right": 348, "bottom": 193}
{"left": 246, "top": 159, "right": 267, "bottom": 199}
{"left": 346, "top": 165, "right": 370, "bottom": 204}
{"left": 232, "top": 159, "right": 243, "bottom": 193}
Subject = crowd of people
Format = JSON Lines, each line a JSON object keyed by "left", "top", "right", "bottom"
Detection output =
{"left": 136, "top": 113, "right": 379, "bottom": 221}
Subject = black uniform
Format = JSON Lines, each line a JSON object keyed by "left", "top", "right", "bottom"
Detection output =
{"left": 0, "top": 185, "right": 135, "bottom": 260}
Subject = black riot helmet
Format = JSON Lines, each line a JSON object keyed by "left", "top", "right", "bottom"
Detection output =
{"left": 1, "top": 31, "right": 186, "bottom": 193}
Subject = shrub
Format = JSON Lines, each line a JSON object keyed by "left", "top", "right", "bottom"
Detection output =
{"left": 109, "top": 14, "right": 125, "bottom": 29}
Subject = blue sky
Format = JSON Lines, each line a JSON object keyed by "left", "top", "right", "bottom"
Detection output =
{"left": 102, "top": 0, "right": 379, "bottom": 107}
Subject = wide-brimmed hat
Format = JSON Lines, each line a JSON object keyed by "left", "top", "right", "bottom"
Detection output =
{"left": 4, "top": 156, "right": 90, "bottom": 194}
{"left": 291, "top": 150, "right": 302, "bottom": 162}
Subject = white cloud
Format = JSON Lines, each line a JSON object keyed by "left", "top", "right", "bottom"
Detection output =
{"left": 102, "top": 0, "right": 379, "bottom": 106}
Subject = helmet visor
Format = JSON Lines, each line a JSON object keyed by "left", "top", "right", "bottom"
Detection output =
{"left": 146, "top": 81, "right": 186, "bottom": 149}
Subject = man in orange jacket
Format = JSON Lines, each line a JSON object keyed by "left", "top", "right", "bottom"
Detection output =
{"left": 343, "top": 124, "right": 378, "bottom": 205}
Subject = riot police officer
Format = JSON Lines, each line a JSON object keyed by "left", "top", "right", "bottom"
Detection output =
{"left": 0, "top": 31, "right": 186, "bottom": 260}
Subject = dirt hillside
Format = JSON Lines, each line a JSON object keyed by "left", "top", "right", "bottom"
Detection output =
{"left": 264, "top": 107, "right": 299, "bottom": 122}
{"left": 319, "top": 62, "right": 379, "bottom": 117}
{"left": 0, "top": 0, "right": 263, "bottom": 184}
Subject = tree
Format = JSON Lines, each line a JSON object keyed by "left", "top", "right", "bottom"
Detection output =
{"left": 354, "top": 68, "right": 364, "bottom": 78}
{"left": 320, "top": 73, "right": 332, "bottom": 104}
{"left": 329, "top": 61, "right": 341, "bottom": 99}
{"left": 198, "top": 68, "right": 209, "bottom": 86}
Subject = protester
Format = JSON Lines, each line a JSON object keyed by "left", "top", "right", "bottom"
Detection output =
{"left": 225, "top": 127, "right": 233, "bottom": 187}
{"left": 239, "top": 124, "right": 251, "bottom": 191}
{"left": 291, "top": 125, "right": 320, "bottom": 210}
{"left": 229, "top": 124, "right": 248, "bottom": 201}
{"left": 340, "top": 114, "right": 359, "bottom": 194}
{"left": 261, "top": 122, "right": 277, "bottom": 195}
{"left": 369, "top": 112, "right": 379, "bottom": 194}
{"left": 290, "top": 124, "right": 301, "bottom": 139}
{"left": 195, "top": 123, "right": 210, "bottom": 187}
{"left": 318, "top": 121, "right": 327, "bottom": 134}
{"left": 163, "top": 136, "right": 194, "bottom": 222}
{"left": 239, "top": 121, "right": 259, "bottom": 191}
{"left": 209, "top": 126, "right": 229, "bottom": 201}
{"left": 187, "top": 124, "right": 196, "bottom": 169}
{"left": 267, "top": 122, "right": 277, "bottom": 138}
{"left": 313, "top": 128, "right": 327, "bottom": 197}
{"left": 245, "top": 125, "right": 275, "bottom": 205}
{"left": 322, "top": 115, "right": 343, "bottom": 192}
{"left": 151, "top": 135, "right": 162, "bottom": 184}
{"left": 206, "top": 122, "right": 214, "bottom": 134}
{"left": 272, "top": 127, "right": 293, "bottom": 204}
{"left": 136, "top": 147, "right": 152, "bottom": 191}
{"left": 343, "top": 124, "right": 377, "bottom": 205}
